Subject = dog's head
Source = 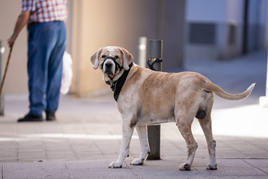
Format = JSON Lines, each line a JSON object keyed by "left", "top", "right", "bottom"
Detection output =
{"left": 90, "top": 46, "right": 134, "bottom": 80}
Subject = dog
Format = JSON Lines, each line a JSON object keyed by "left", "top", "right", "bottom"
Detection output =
{"left": 90, "top": 46, "right": 255, "bottom": 171}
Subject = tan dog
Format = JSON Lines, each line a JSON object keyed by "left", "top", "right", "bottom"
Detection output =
{"left": 90, "top": 46, "right": 255, "bottom": 171}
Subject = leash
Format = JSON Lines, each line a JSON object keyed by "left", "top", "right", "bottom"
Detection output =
{"left": 147, "top": 58, "right": 162, "bottom": 70}
{"left": 111, "top": 63, "right": 133, "bottom": 101}
{"left": 0, "top": 46, "right": 13, "bottom": 96}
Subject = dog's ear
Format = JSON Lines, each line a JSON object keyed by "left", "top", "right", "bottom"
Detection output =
{"left": 120, "top": 47, "right": 134, "bottom": 70}
{"left": 90, "top": 48, "right": 102, "bottom": 69}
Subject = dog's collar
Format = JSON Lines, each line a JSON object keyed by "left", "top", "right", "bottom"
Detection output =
{"left": 109, "top": 63, "right": 133, "bottom": 101}
{"left": 101, "top": 56, "right": 123, "bottom": 72}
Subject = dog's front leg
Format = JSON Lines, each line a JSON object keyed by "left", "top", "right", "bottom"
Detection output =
{"left": 108, "top": 118, "right": 134, "bottom": 168}
{"left": 131, "top": 125, "right": 149, "bottom": 165}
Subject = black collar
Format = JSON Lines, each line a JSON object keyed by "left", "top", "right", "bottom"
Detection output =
{"left": 110, "top": 63, "right": 133, "bottom": 101}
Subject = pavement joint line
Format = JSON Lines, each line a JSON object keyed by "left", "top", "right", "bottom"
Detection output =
{"left": 42, "top": 139, "right": 49, "bottom": 161}
{"left": 242, "top": 159, "right": 268, "bottom": 176}
{"left": 93, "top": 141, "right": 105, "bottom": 156}
{"left": 252, "top": 144, "right": 268, "bottom": 153}
{"left": 68, "top": 138, "right": 79, "bottom": 160}
{"left": 128, "top": 164, "right": 142, "bottom": 179}
{"left": 220, "top": 140, "right": 251, "bottom": 157}
{"left": 64, "top": 163, "right": 73, "bottom": 179}
{"left": 15, "top": 140, "right": 19, "bottom": 162}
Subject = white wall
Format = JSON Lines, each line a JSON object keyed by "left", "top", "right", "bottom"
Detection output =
{"left": 185, "top": 0, "right": 244, "bottom": 61}
{"left": 186, "top": 0, "right": 244, "bottom": 23}
{"left": 226, "top": 0, "right": 244, "bottom": 23}
{"left": 253, "top": 0, "right": 268, "bottom": 49}
{"left": 186, "top": 0, "right": 226, "bottom": 22}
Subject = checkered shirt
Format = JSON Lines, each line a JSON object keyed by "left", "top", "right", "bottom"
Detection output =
{"left": 22, "top": 0, "right": 67, "bottom": 23}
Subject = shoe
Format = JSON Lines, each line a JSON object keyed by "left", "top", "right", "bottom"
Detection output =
{"left": 17, "top": 113, "right": 43, "bottom": 122}
{"left": 46, "top": 111, "right": 56, "bottom": 121}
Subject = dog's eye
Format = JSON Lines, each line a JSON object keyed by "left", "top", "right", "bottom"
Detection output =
{"left": 114, "top": 55, "right": 119, "bottom": 59}
{"left": 101, "top": 55, "right": 107, "bottom": 58}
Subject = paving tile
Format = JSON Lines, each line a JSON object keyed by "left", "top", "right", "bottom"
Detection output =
{"left": 3, "top": 162, "right": 70, "bottom": 179}
{"left": 0, "top": 158, "right": 17, "bottom": 162}
{"left": 0, "top": 141, "right": 18, "bottom": 149}
{"left": 18, "top": 151, "right": 46, "bottom": 162}
{"left": 66, "top": 160, "right": 137, "bottom": 179}
{"left": 244, "top": 159, "right": 268, "bottom": 175}
{"left": 244, "top": 159, "right": 268, "bottom": 168}
{"left": 0, "top": 152, "right": 17, "bottom": 159}
{"left": 76, "top": 151, "right": 103, "bottom": 160}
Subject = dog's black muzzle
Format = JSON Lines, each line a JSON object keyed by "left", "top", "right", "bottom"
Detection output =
{"left": 104, "top": 62, "right": 113, "bottom": 75}
{"left": 101, "top": 55, "right": 122, "bottom": 75}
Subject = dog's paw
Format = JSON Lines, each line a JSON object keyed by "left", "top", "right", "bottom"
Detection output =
{"left": 179, "top": 163, "right": 191, "bottom": 171}
{"left": 108, "top": 161, "right": 123, "bottom": 168}
{"left": 130, "top": 158, "right": 144, "bottom": 166}
{"left": 207, "top": 164, "right": 217, "bottom": 170}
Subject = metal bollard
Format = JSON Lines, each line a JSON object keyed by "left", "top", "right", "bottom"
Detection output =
{"left": 137, "top": 37, "right": 147, "bottom": 67}
{"left": 0, "top": 41, "right": 5, "bottom": 116}
{"left": 146, "top": 39, "right": 163, "bottom": 160}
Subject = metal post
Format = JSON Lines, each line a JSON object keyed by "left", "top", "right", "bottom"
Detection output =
{"left": 137, "top": 37, "right": 147, "bottom": 67}
{"left": 0, "top": 41, "right": 5, "bottom": 115}
{"left": 146, "top": 39, "right": 163, "bottom": 160}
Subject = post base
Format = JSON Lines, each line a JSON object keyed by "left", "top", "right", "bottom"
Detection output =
{"left": 146, "top": 155, "right": 161, "bottom": 160}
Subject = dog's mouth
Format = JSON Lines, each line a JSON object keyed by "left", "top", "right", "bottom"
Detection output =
{"left": 104, "top": 69, "right": 114, "bottom": 76}
{"left": 103, "top": 60, "right": 115, "bottom": 76}
{"left": 101, "top": 55, "right": 122, "bottom": 78}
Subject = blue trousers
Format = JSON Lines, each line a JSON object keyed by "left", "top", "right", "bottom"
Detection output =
{"left": 27, "top": 21, "right": 66, "bottom": 115}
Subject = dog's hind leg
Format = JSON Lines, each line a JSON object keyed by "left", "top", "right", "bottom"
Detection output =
{"left": 131, "top": 125, "right": 150, "bottom": 165}
{"left": 176, "top": 114, "right": 198, "bottom": 171}
{"left": 198, "top": 100, "right": 217, "bottom": 170}
{"left": 109, "top": 117, "right": 134, "bottom": 168}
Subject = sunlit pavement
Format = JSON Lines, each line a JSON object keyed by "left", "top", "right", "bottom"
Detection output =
{"left": 0, "top": 51, "right": 267, "bottom": 178}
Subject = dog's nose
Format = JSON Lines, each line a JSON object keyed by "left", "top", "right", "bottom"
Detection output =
{"left": 106, "top": 63, "right": 112, "bottom": 68}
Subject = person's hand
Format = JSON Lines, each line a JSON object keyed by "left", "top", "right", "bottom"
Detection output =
{"left": 8, "top": 11, "right": 30, "bottom": 49}
{"left": 8, "top": 34, "right": 17, "bottom": 48}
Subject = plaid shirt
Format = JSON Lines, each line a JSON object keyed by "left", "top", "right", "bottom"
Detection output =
{"left": 22, "top": 0, "right": 67, "bottom": 23}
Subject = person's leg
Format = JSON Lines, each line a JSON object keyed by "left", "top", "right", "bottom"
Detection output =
{"left": 25, "top": 23, "right": 57, "bottom": 118}
{"left": 46, "top": 21, "right": 66, "bottom": 118}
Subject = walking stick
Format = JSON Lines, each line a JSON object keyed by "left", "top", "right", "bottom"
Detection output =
{"left": 0, "top": 46, "right": 13, "bottom": 96}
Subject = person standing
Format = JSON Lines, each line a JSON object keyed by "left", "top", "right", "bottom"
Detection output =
{"left": 8, "top": 0, "right": 67, "bottom": 122}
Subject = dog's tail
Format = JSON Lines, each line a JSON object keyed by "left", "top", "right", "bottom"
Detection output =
{"left": 206, "top": 82, "right": 255, "bottom": 100}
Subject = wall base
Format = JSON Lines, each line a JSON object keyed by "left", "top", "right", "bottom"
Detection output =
{"left": 259, "top": 96, "right": 268, "bottom": 107}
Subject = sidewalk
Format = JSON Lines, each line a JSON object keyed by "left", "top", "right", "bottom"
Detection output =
{"left": 0, "top": 51, "right": 268, "bottom": 178}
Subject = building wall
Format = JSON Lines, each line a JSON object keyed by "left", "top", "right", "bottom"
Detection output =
{"left": 159, "top": 0, "right": 186, "bottom": 70}
{"left": 70, "top": 0, "right": 185, "bottom": 96}
{"left": 0, "top": 1, "right": 28, "bottom": 93}
{"left": 185, "top": 0, "right": 268, "bottom": 63}
{"left": 0, "top": 0, "right": 185, "bottom": 96}
{"left": 257, "top": 0, "right": 268, "bottom": 49}
{"left": 226, "top": 0, "right": 244, "bottom": 23}
{"left": 186, "top": 0, "right": 227, "bottom": 22}
{"left": 70, "top": 0, "right": 159, "bottom": 96}
{"left": 185, "top": 0, "right": 244, "bottom": 62}
{"left": 248, "top": 0, "right": 268, "bottom": 51}
{"left": 0, "top": 0, "right": 73, "bottom": 94}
